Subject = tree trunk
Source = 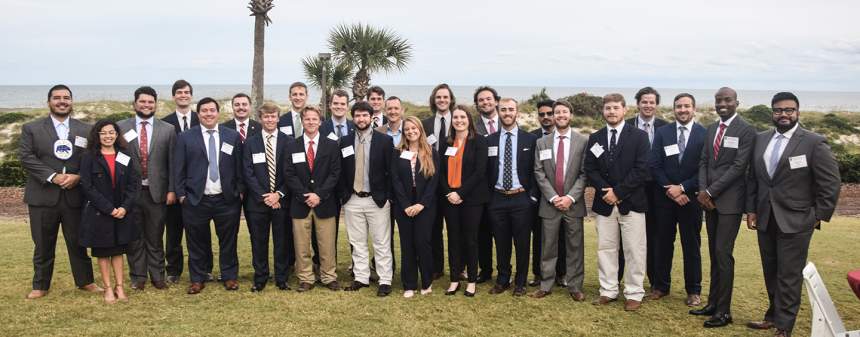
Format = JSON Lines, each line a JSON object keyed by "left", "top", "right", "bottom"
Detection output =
{"left": 352, "top": 68, "right": 369, "bottom": 102}
{"left": 251, "top": 15, "right": 265, "bottom": 111}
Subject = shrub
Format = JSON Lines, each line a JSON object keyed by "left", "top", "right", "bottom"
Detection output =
{"left": 560, "top": 93, "right": 602, "bottom": 117}
{"left": 0, "top": 112, "right": 32, "bottom": 125}
{"left": 837, "top": 152, "right": 860, "bottom": 183}
{"left": 739, "top": 104, "right": 772, "bottom": 131}
{"left": 101, "top": 112, "right": 134, "bottom": 123}
{"left": 0, "top": 160, "right": 26, "bottom": 187}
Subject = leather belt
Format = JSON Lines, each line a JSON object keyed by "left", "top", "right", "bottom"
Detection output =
{"left": 494, "top": 188, "right": 525, "bottom": 195}
{"left": 354, "top": 191, "right": 371, "bottom": 198}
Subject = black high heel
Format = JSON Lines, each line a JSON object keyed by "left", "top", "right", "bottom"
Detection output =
{"left": 445, "top": 283, "right": 460, "bottom": 296}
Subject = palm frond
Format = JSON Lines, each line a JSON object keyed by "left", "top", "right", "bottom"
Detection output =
{"left": 247, "top": 0, "right": 275, "bottom": 25}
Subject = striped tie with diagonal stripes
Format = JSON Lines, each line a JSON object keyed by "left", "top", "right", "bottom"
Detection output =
{"left": 266, "top": 134, "right": 276, "bottom": 192}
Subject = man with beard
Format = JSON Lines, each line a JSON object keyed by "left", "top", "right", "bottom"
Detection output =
{"left": 745, "top": 92, "right": 840, "bottom": 337}
{"left": 367, "top": 86, "right": 388, "bottom": 129}
{"left": 690, "top": 87, "right": 756, "bottom": 328}
{"left": 422, "top": 83, "right": 455, "bottom": 280}
{"left": 20, "top": 84, "right": 100, "bottom": 299}
{"left": 278, "top": 82, "right": 309, "bottom": 138}
{"left": 120, "top": 86, "right": 177, "bottom": 291}
{"left": 473, "top": 86, "right": 500, "bottom": 283}
{"left": 222, "top": 93, "right": 261, "bottom": 143}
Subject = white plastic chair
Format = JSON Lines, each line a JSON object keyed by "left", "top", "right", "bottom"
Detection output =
{"left": 803, "top": 262, "right": 860, "bottom": 337}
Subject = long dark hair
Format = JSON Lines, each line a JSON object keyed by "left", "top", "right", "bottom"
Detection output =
{"left": 87, "top": 119, "right": 128, "bottom": 154}
{"left": 446, "top": 105, "right": 477, "bottom": 145}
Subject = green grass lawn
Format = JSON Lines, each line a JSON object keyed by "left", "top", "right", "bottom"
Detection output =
{"left": 1, "top": 216, "right": 858, "bottom": 336}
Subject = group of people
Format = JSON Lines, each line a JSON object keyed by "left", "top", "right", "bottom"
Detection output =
{"left": 20, "top": 80, "right": 841, "bottom": 337}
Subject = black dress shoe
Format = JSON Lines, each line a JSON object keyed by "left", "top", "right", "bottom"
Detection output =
{"left": 476, "top": 273, "right": 492, "bottom": 284}
{"left": 512, "top": 286, "right": 526, "bottom": 297}
{"left": 276, "top": 282, "right": 290, "bottom": 291}
{"left": 528, "top": 279, "right": 540, "bottom": 287}
{"left": 704, "top": 313, "right": 733, "bottom": 328}
{"left": 690, "top": 304, "right": 717, "bottom": 316}
{"left": 251, "top": 283, "right": 266, "bottom": 292}
{"left": 445, "top": 284, "right": 460, "bottom": 296}
{"left": 377, "top": 284, "right": 392, "bottom": 297}
{"left": 488, "top": 284, "right": 510, "bottom": 294}
{"left": 344, "top": 281, "right": 369, "bottom": 292}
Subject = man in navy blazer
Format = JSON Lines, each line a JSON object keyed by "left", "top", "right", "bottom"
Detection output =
{"left": 277, "top": 82, "right": 308, "bottom": 138}
{"left": 174, "top": 97, "right": 243, "bottom": 294}
{"left": 319, "top": 90, "right": 355, "bottom": 142}
{"left": 649, "top": 93, "right": 706, "bottom": 306}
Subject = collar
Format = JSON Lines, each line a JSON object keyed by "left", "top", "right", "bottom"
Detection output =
{"left": 501, "top": 125, "right": 519, "bottom": 136}
{"left": 385, "top": 120, "right": 402, "bottom": 132}
{"left": 135, "top": 115, "right": 153, "bottom": 126}
{"left": 677, "top": 120, "right": 694, "bottom": 130}
{"left": 637, "top": 115, "right": 654, "bottom": 126}
{"left": 356, "top": 127, "right": 373, "bottom": 138}
{"left": 201, "top": 126, "right": 218, "bottom": 135}
{"left": 436, "top": 111, "right": 450, "bottom": 119}
{"left": 303, "top": 132, "right": 320, "bottom": 144}
{"left": 607, "top": 120, "right": 626, "bottom": 134}
{"left": 234, "top": 118, "right": 249, "bottom": 127}
{"left": 481, "top": 114, "right": 498, "bottom": 124}
{"left": 541, "top": 126, "right": 554, "bottom": 134}
{"left": 331, "top": 116, "right": 347, "bottom": 126}
{"left": 774, "top": 123, "right": 799, "bottom": 139}
{"left": 262, "top": 129, "right": 278, "bottom": 138}
{"left": 50, "top": 115, "right": 68, "bottom": 128}
{"left": 719, "top": 113, "right": 738, "bottom": 127}
{"left": 175, "top": 110, "right": 191, "bottom": 119}
{"left": 555, "top": 128, "right": 572, "bottom": 140}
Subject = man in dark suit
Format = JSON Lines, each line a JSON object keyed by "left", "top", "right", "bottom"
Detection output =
{"left": 485, "top": 98, "right": 538, "bottom": 296}
{"left": 691, "top": 87, "right": 757, "bottom": 328}
{"left": 174, "top": 97, "right": 244, "bottom": 294}
{"left": 20, "top": 84, "right": 100, "bottom": 299}
{"left": 284, "top": 105, "right": 342, "bottom": 292}
{"left": 119, "top": 86, "right": 176, "bottom": 291}
{"left": 241, "top": 102, "right": 295, "bottom": 292}
{"left": 745, "top": 92, "right": 841, "bottom": 337}
{"left": 222, "top": 93, "right": 261, "bottom": 142}
{"left": 319, "top": 89, "right": 355, "bottom": 141}
{"left": 366, "top": 86, "right": 389, "bottom": 128}
{"left": 421, "top": 83, "right": 454, "bottom": 280}
{"left": 277, "top": 82, "right": 308, "bottom": 138}
{"left": 585, "top": 93, "right": 651, "bottom": 311}
{"left": 649, "top": 93, "right": 706, "bottom": 306}
{"left": 472, "top": 86, "right": 500, "bottom": 283}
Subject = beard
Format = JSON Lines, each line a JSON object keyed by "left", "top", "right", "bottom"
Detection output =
{"left": 773, "top": 118, "right": 798, "bottom": 133}
{"left": 136, "top": 109, "right": 154, "bottom": 119}
{"left": 50, "top": 106, "right": 72, "bottom": 117}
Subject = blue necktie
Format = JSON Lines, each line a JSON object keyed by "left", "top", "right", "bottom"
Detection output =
{"left": 768, "top": 134, "right": 785, "bottom": 178}
{"left": 207, "top": 130, "right": 219, "bottom": 182}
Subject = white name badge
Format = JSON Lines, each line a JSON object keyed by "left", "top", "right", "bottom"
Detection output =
{"left": 252, "top": 152, "right": 266, "bottom": 164}
{"left": 341, "top": 145, "right": 355, "bottom": 158}
{"left": 444, "top": 147, "right": 458, "bottom": 157}
{"left": 488, "top": 146, "right": 498, "bottom": 157}
{"left": 115, "top": 152, "right": 131, "bottom": 166}
{"left": 664, "top": 144, "right": 680, "bottom": 156}
{"left": 123, "top": 129, "right": 138, "bottom": 142}
{"left": 590, "top": 143, "right": 605, "bottom": 158}
{"left": 539, "top": 149, "right": 552, "bottom": 161}
{"left": 74, "top": 136, "right": 88, "bottom": 148}
{"left": 789, "top": 155, "right": 808, "bottom": 169}
{"left": 221, "top": 143, "right": 234, "bottom": 155}
{"left": 291, "top": 152, "right": 306, "bottom": 163}
{"left": 400, "top": 150, "right": 415, "bottom": 160}
{"left": 723, "top": 136, "right": 739, "bottom": 149}
{"left": 279, "top": 126, "right": 293, "bottom": 136}
{"left": 426, "top": 134, "right": 437, "bottom": 145}
{"left": 53, "top": 139, "right": 74, "bottom": 160}
{"left": 327, "top": 132, "right": 338, "bottom": 141}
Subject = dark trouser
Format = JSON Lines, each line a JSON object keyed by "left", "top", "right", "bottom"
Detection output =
{"left": 128, "top": 190, "right": 167, "bottom": 283}
{"left": 652, "top": 200, "right": 702, "bottom": 294}
{"left": 532, "top": 209, "right": 566, "bottom": 280}
{"left": 431, "top": 197, "right": 445, "bottom": 275}
{"left": 182, "top": 195, "right": 241, "bottom": 283}
{"left": 444, "top": 202, "right": 482, "bottom": 283}
{"left": 704, "top": 211, "right": 741, "bottom": 315}
{"left": 758, "top": 212, "right": 813, "bottom": 335}
{"left": 28, "top": 197, "right": 94, "bottom": 290}
{"left": 395, "top": 192, "right": 434, "bottom": 290}
{"left": 165, "top": 203, "right": 212, "bottom": 277}
{"left": 489, "top": 192, "right": 532, "bottom": 287}
{"left": 477, "top": 207, "right": 494, "bottom": 278}
{"left": 246, "top": 205, "right": 293, "bottom": 285}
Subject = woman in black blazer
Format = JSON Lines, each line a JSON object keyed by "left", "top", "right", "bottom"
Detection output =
{"left": 391, "top": 116, "right": 439, "bottom": 298}
{"left": 440, "top": 106, "right": 489, "bottom": 297}
{"left": 79, "top": 120, "right": 140, "bottom": 304}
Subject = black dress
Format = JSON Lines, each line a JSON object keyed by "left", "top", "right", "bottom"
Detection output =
{"left": 78, "top": 151, "right": 141, "bottom": 257}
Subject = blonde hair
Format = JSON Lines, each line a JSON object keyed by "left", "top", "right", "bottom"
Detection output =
{"left": 257, "top": 102, "right": 281, "bottom": 118}
{"left": 398, "top": 116, "right": 435, "bottom": 177}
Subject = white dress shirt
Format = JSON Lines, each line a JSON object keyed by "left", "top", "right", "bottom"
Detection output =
{"left": 201, "top": 126, "right": 222, "bottom": 195}
{"left": 763, "top": 123, "right": 799, "bottom": 174}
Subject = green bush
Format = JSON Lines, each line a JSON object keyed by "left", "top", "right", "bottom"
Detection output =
{"left": 0, "top": 112, "right": 32, "bottom": 125}
{"left": 100, "top": 112, "right": 134, "bottom": 123}
{"left": 740, "top": 104, "right": 772, "bottom": 131}
{"left": 837, "top": 152, "right": 860, "bottom": 183}
{"left": 0, "top": 161, "right": 26, "bottom": 187}
{"left": 560, "top": 93, "right": 602, "bottom": 117}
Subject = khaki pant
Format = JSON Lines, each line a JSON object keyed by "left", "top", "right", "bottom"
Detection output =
{"left": 595, "top": 206, "right": 647, "bottom": 301}
{"left": 293, "top": 210, "right": 337, "bottom": 284}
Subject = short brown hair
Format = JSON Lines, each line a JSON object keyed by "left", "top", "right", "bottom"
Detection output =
{"left": 602, "top": 93, "right": 626, "bottom": 107}
{"left": 553, "top": 100, "right": 573, "bottom": 112}
{"left": 289, "top": 82, "right": 307, "bottom": 94}
{"left": 257, "top": 102, "right": 281, "bottom": 118}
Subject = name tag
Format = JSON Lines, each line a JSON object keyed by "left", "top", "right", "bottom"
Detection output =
{"left": 723, "top": 136, "right": 739, "bottom": 149}
{"left": 400, "top": 150, "right": 415, "bottom": 160}
{"left": 488, "top": 146, "right": 498, "bottom": 157}
{"left": 221, "top": 143, "right": 234, "bottom": 155}
{"left": 444, "top": 147, "right": 458, "bottom": 157}
{"left": 74, "top": 136, "right": 88, "bottom": 148}
{"left": 590, "top": 143, "right": 604, "bottom": 158}
{"left": 279, "top": 126, "right": 293, "bottom": 136}
{"left": 539, "top": 149, "right": 552, "bottom": 161}
{"left": 341, "top": 145, "right": 354, "bottom": 158}
{"left": 664, "top": 144, "right": 680, "bottom": 156}
{"left": 291, "top": 152, "right": 306, "bottom": 163}
{"left": 327, "top": 132, "right": 338, "bottom": 141}
{"left": 123, "top": 129, "right": 138, "bottom": 142}
{"left": 116, "top": 152, "right": 130, "bottom": 166}
{"left": 426, "top": 134, "right": 437, "bottom": 145}
{"left": 252, "top": 152, "right": 266, "bottom": 164}
{"left": 789, "top": 155, "right": 808, "bottom": 169}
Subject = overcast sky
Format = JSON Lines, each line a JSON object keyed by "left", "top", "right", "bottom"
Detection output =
{"left": 2, "top": 0, "right": 859, "bottom": 91}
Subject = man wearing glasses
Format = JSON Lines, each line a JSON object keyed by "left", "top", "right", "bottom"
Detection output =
{"left": 529, "top": 99, "right": 565, "bottom": 287}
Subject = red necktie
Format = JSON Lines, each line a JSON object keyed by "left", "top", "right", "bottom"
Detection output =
{"left": 713, "top": 123, "right": 726, "bottom": 160}
{"left": 239, "top": 122, "right": 246, "bottom": 142}
{"left": 488, "top": 119, "right": 496, "bottom": 134}
{"left": 139, "top": 121, "right": 149, "bottom": 179}
{"left": 555, "top": 135, "right": 566, "bottom": 196}
{"left": 307, "top": 140, "right": 315, "bottom": 172}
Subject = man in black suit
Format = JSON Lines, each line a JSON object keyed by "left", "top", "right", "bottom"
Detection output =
{"left": 745, "top": 92, "right": 841, "bottom": 337}
{"left": 473, "top": 86, "right": 501, "bottom": 283}
{"left": 174, "top": 97, "right": 244, "bottom": 294}
{"left": 529, "top": 99, "right": 565, "bottom": 287}
{"left": 222, "top": 93, "right": 261, "bottom": 142}
{"left": 20, "top": 84, "right": 101, "bottom": 299}
{"left": 241, "top": 102, "right": 295, "bottom": 292}
{"left": 421, "top": 83, "right": 454, "bottom": 280}
{"left": 319, "top": 89, "right": 355, "bottom": 142}
{"left": 277, "top": 82, "right": 308, "bottom": 138}
{"left": 486, "top": 98, "right": 538, "bottom": 296}
{"left": 366, "top": 86, "right": 388, "bottom": 128}
{"left": 585, "top": 93, "right": 651, "bottom": 311}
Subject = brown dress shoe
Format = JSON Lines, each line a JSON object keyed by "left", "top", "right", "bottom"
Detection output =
{"left": 592, "top": 296, "right": 617, "bottom": 305}
{"left": 624, "top": 299, "right": 642, "bottom": 311}
{"left": 529, "top": 290, "right": 551, "bottom": 298}
{"left": 569, "top": 291, "right": 586, "bottom": 302}
{"left": 131, "top": 281, "right": 146, "bottom": 291}
{"left": 746, "top": 320, "right": 775, "bottom": 330}
{"left": 187, "top": 282, "right": 205, "bottom": 295}
{"left": 774, "top": 329, "right": 788, "bottom": 337}
{"left": 26, "top": 290, "right": 48, "bottom": 299}
{"left": 324, "top": 281, "right": 341, "bottom": 291}
{"left": 686, "top": 294, "right": 702, "bottom": 307}
{"left": 648, "top": 289, "right": 667, "bottom": 300}
{"left": 489, "top": 284, "right": 510, "bottom": 294}
{"left": 79, "top": 283, "right": 104, "bottom": 293}
{"left": 151, "top": 280, "right": 168, "bottom": 290}
{"left": 223, "top": 280, "right": 239, "bottom": 291}
{"left": 296, "top": 282, "right": 314, "bottom": 292}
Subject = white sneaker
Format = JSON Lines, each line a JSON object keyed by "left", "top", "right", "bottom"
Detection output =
{"left": 403, "top": 290, "right": 415, "bottom": 298}
{"left": 420, "top": 286, "right": 432, "bottom": 295}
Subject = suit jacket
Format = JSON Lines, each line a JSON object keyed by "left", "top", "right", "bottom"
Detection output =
{"left": 533, "top": 130, "right": 589, "bottom": 218}
{"left": 391, "top": 148, "right": 439, "bottom": 210}
{"left": 486, "top": 128, "right": 539, "bottom": 201}
{"left": 585, "top": 123, "right": 651, "bottom": 216}
{"left": 173, "top": 126, "right": 243, "bottom": 206}
{"left": 421, "top": 116, "right": 449, "bottom": 153}
{"left": 531, "top": 127, "right": 553, "bottom": 138}
{"left": 162, "top": 111, "right": 199, "bottom": 134}
{"left": 698, "top": 115, "right": 756, "bottom": 214}
{"left": 283, "top": 134, "right": 341, "bottom": 218}
{"left": 371, "top": 114, "right": 388, "bottom": 128}
{"left": 241, "top": 131, "right": 292, "bottom": 212}
{"left": 338, "top": 131, "right": 393, "bottom": 207}
{"left": 650, "top": 122, "right": 706, "bottom": 206}
{"left": 475, "top": 115, "right": 500, "bottom": 137}
{"left": 626, "top": 116, "right": 668, "bottom": 137}
{"left": 19, "top": 116, "right": 92, "bottom": 207}
{"left": 78, "top": 151, "right": 141, "bottom": 248}
{"left": 319, "top": 118, "right": 355, "bottom": 142}
{"left": 221, "top": 118, "right": 262, "bottom": 142}
{"left": 746, "top": 127, "right": 841, "bottom": 233}
{"left": 277, "top": 111, "right": 302, "bottom": 138}
{"left": 117, "top": 117, "right": 176, "bottom": 203}
{"left": 439, "top": 135, "right": 490, "bottom": 206}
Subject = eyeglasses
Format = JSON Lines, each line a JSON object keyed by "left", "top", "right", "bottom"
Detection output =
{"left": 772, "top": 108, "right": 797, "bottom": 115}
{"left": 98, "top": 131, "right": 117, "bottom": 136}
{"left": 538, "top": 112, "right": 554, "bottom": 117}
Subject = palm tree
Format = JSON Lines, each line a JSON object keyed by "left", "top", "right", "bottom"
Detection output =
{"left": 248, "top": 0, "right": 274, "bottom": 111}
{"left": 301, "top": 55, "right": 353, "bottom": 116}
{"left": 328, "top": 23, "right": 412, "bottom": 101}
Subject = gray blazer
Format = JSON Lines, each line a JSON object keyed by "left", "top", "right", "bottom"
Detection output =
{"left": 117, "top": 117, "right": 176, "bottom": 203}
{"left": 533, "top": 130, "right": 589, "bottom": 218}
{"left": 746, "top": 127, "right": 841, "bottom": 233}
{"left": 698, "top": 115, "right": 757, "bottom": 214}
{"left": 19, "top": 116, "right": 92, "bottom": 207}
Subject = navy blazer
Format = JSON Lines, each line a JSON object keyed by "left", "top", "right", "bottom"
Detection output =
{"left": 162, "top": 111, "right": 200, "bottom": 134}
{"left": 486, "top": 128, "right": 539, "bottom": 201}
{"left": 277, "top": 111, "right": 301, "bottom": 138}
{"left": 649, "top": 122, "right": 706, "bottom": 206}
{"left": 584, "top": 123, "right": 651, "bottom": 216}
{"left": 283, "top": 134, "right": 341, "bottom": 218}
{"left": 439, "top": 134, "right": 490, "bottom": 206}
{"left": 79, "top": 151, "right": 141, "bottom": 248}
{"left": 338, "top": 130, "right": 393, "bottom": 207}
{"left": 241, "top": 131, "right": 293, "bottom": 212}
{"left": 174, "top": 126, "right": 243, "bottom": 206}
{"left": 221, "top": 118, "right": 262, "bottom": 142}
{"left": 319, "top": 118, "right": 355, "bottom": 142}
{"left": 391, "top": 148, "right": 439, "bottom": 210}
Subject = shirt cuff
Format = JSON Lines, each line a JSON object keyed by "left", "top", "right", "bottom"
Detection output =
{"left": 47, "top": 173, "right": 56, "bottom": 183}
{"left": 680, "top": 184, "right": 686, "bottom": 192}
{"left": 565, "top": 195, "right": 576, "bottom": 204}
{"left": 549, "top": 195, "right": 557, "bottom": 203}
{"left": 706, "top": 189, "right": 712, "bottom": 197}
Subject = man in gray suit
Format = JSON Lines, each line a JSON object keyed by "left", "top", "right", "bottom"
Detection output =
{"left": 692, "top": 87, "right": 757, "bottom": 328}
{"left": 119, "top": 86, "right": 177, "bottom": 291}
{"left": 744, "top": 92, "right": 841, "bottom": 337}
{"left": 20, "top": 84, "right": 101, "bottom": 299}
{"left": 529, "top": 100, "right": 588, "bottom": 301}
